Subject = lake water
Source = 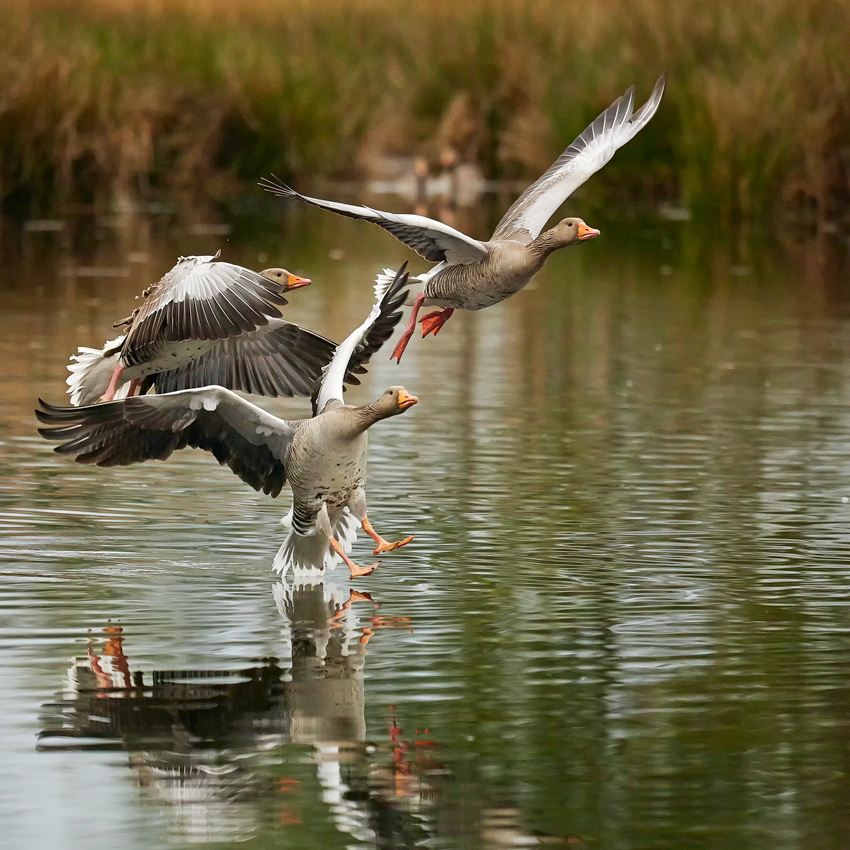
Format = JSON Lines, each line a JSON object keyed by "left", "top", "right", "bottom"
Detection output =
{"left": 2, "top": 203, "right": 850, "bottom": 850}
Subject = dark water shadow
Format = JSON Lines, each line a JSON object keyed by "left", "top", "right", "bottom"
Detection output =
{"left": 37, "top": 576, "right": 564, "bottom": 848}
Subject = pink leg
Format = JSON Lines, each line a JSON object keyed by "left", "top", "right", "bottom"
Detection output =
{"left": 127, "top": 379, "right": 139, "bottom": 397}
{"left": 420, "top": 308, "right": 454, "bottom": 338}
{"left": 100, "top": 364, "right": 125, "bottom": 402}
{"left": 391, "top": 292, "right": 426, "bottom": 363}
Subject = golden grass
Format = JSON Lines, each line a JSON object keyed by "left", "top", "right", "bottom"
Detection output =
{"left": 2, "top": 0, "right": 848, "bottom": 220}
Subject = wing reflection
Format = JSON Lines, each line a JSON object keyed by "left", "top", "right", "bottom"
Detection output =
{"left": 38, "top": 578, "right": 559, "bottom": 847}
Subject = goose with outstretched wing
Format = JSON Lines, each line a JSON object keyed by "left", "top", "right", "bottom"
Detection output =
{"left": 66, "top": 252, "right": 369, "bottom": 405}
{"left": 262, "top": 74, "right": 665, "bottom": 361}
{"left": 38, "top": 266, "right": 416, "bottom": 579}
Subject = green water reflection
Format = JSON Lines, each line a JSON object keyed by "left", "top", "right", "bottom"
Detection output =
{"left": 1, "top": 206, "right": 850, "bottom": 849}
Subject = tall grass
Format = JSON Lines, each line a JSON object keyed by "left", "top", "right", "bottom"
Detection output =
{"left": 2, "top": 0, "right": 848, "bottom": 221}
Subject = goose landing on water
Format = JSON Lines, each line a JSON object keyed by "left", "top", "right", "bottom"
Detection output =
{"left": 66, "top": 252, "right": 358, "bottom": 405}
{"left": 262, "top": 75, "right": 665, "bottom": 362}
{"left": 39, "top": 266, "right": 416, "bottom": 579}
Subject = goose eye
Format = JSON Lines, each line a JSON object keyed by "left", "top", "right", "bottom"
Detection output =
{"left": 568, "top": 222, "right": 573, "bottom": 227}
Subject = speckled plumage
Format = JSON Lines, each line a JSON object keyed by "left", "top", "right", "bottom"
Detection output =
{"left": 286, "top": 404, "right": 372, "bottom": 535}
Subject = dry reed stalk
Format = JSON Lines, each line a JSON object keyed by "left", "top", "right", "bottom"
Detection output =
{"left": 0, "top": 0, "right": 847, "bottom": 221}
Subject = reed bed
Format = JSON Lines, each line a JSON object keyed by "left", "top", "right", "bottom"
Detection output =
{"left": 2, "top": 0, "right": 848, "bottom": 221}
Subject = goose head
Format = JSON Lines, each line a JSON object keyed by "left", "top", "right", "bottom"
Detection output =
{"left": 375, "top": 386, "right": 419, "bottom": 419}
{"left": 260, "top": 268, "right": 312, "bottom": 292}
{"left": 546, "top": 217, "right": 601, "bottom": 248}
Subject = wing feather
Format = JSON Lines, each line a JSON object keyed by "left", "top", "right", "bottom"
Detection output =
{"left": 123, "top": 256, "right": 290, "bottom": 366}
{"left": 311, "top": 265, "right": 410, "bottom": 415}
{"left": 140, "top": 319, "right": 370, "bottom": 400}
{"left": 37, "top": 388, "right": 298, "bottom": 498}
{"left": 261, "top": 178, "right": 488, "bottom": 265}
{"left": 493, "top": 74, "right": 666, "bottom": 243}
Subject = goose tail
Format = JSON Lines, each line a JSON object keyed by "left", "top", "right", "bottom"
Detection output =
{"left": 272, "top": 507, "right": 359, "bottom": 578}
{"left": 377, "top": 267, "right": 427, "bottom": 308}
{"left": 66, "top": 335, "right": 128, "bottom": 406}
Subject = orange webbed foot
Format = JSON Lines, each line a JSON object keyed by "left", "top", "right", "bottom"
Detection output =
{"left": 372, "top": 535, "right": 414, "bottom": 555}
{"left": 349, "top": 562, "right": 380, "bottom": 579}
{"left": 419, "top": 309, "right": 453, "bottom": 338}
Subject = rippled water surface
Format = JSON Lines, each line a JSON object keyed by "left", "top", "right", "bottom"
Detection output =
{"left": 2, "top": 207, "right": 850, "bottom": 850}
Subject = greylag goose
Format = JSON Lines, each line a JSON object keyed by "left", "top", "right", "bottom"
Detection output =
{"left": 67, "top": 251, "right": 348, "bottom": 405}
{"left": 261, "top": 74, "right": 665, "bottom": 361}
{"left": 38, "top": 266, "right": 416, "bottom": 579}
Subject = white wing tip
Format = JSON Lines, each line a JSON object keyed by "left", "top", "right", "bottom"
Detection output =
{"left": 630, "top": 73, "right": 667, "bottom": 128}
{"left": 258, "top": 175, "right": 298, "bottom": 198}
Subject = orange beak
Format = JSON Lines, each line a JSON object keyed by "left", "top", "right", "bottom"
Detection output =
{"left": 577, "top": 223, "right": 601, "bottom": 241}
{"left": 397, "top": 390, "right": 419, "bottom": 409}
{"left": 285, "top": 273, "right": 311, "bottom": 290}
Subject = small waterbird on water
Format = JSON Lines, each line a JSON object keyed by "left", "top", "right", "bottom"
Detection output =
{"left": 262, "top": 74, "right": 665, "bottom": 362}
{"left": 66, "top": 251, "right": 371, "bottom": 405}
{"left": 38, "top": 267, "right": 417, "bottom": 579}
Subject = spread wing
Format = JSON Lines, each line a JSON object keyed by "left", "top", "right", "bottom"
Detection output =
{"left": 143, "top": 320, "right": 366, "bottom": 399}
{"left": 493, "top": 74, "right": 666, "bottom": 244}
{"left": 36, "top": 388, "right": 299, "bottom": 497}
{"left": 123, "top": 254, "right": 290, "bottom": 367}
{"left": 312, "top": 265, "right": 410, "bottom": 416}
{"left": 260, "top": 178, "right": 488, "bottom": 265}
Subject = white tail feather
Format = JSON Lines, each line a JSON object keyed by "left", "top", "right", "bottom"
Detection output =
{"left": 66, "top": 335, "right": 128, "bottom": 406}
{"left": 272, "top": 507, "right": 360, "bottom": 578}
{"left": 377, "top": 267, "right": 427, "bottom": 307}
{"left": 374, "top": 268, "right": 399, "bottom": 299}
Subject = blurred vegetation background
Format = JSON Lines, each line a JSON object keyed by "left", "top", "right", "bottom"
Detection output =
{"left": 2, "top": 0, "right": 848, "bottom": 223}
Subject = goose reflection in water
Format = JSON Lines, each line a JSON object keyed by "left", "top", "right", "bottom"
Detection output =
{"left": 38, "top": 579, "right": 565, "bottom": 848}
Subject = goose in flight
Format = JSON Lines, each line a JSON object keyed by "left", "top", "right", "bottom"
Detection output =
{"left": 66, "top": 252, "right": 352, "bottom": 405}
{"left": 262, "top": 74, "right": 665, "bottom": 361}
{"left": 38, "top": 266, "right": 417, "bottom": 579}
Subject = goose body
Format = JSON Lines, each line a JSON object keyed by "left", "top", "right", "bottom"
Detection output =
{"left": 278, "top": 403, "right": 373, "bottom": 571}
{"left": 39, "top": 267, "right": 417, "bottom": 579}
{"left": 262, "top": 74, "right": 666, "bottom": 359}
{"left": 419, "top": 240, "right": 546, "bottom": 310}
{"left": 66, "top": 252, "right": 346, "bottom": 405}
